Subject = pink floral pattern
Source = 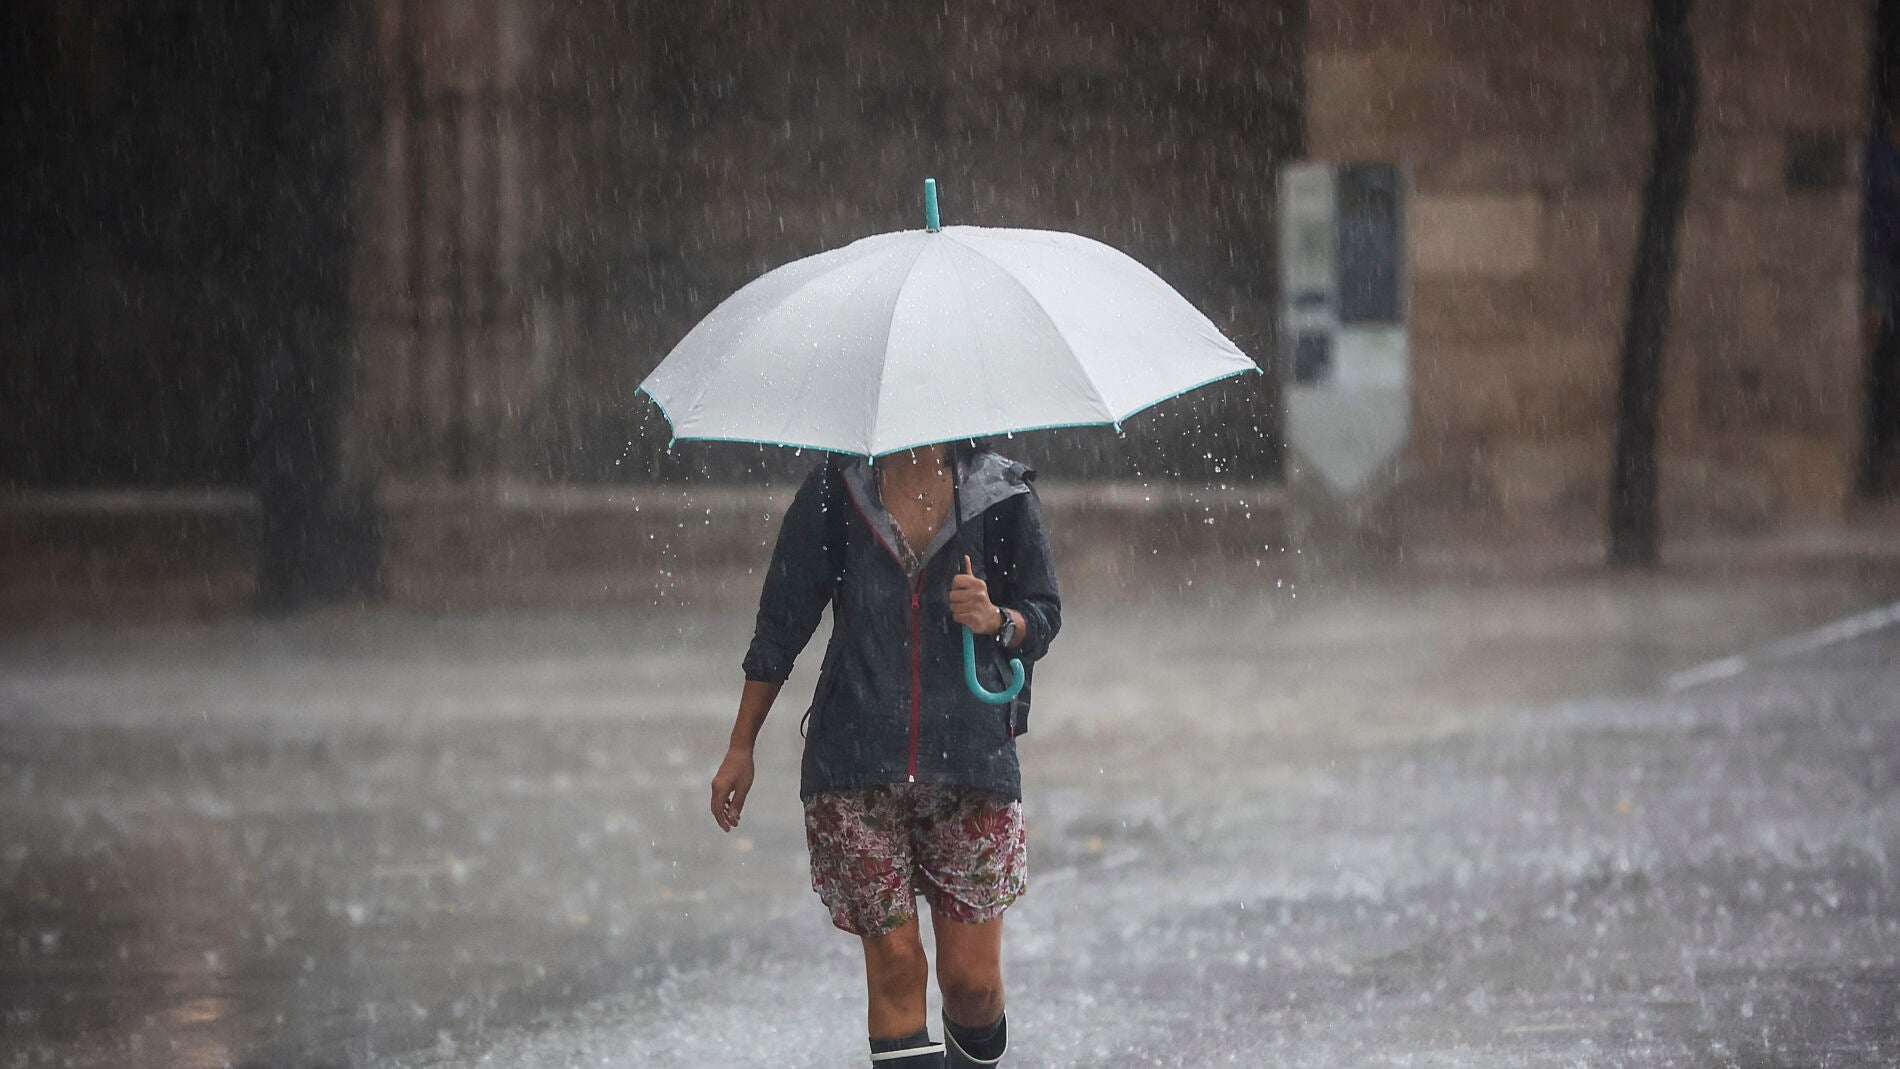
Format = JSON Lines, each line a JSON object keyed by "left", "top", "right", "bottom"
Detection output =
{"left": 804, "top": 784, "right": 1028, "bottom": 936}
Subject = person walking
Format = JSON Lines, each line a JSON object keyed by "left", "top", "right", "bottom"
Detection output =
{"left": 711, "top": 440, "right": 1061, "bottom": 1068}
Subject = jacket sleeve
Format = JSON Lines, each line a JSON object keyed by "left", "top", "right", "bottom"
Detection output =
{"left": 742, "top": 465, "right": 838, "bottom": 684}
{"left": 998, "top": 487, "right": 1062, "bottom": 663}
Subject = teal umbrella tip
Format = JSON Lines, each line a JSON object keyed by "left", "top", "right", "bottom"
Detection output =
{"left": 924, "top": 178, "right": 940, "bottom": 232}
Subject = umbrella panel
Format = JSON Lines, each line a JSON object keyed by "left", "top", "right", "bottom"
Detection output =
{"left": 640, "top": 226, "right": 1256, "bottom": 457}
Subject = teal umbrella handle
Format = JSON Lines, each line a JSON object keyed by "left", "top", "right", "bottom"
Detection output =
{"left": 962, "top": 625, "right": 1025, "bottom": 704}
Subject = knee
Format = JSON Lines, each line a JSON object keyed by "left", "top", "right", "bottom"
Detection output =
{"left": 865, "top": 938, "right": 929, "bottom": 1003}
{"left": 938, "top": 961, "right": 1004, "bottom": 1021}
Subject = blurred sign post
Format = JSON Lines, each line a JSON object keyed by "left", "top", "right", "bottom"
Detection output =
{"left": 1278, "top": 162, "right": 1409, "bottom": 555}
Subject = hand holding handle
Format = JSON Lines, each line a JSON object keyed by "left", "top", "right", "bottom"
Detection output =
{"left": 955, "top": 556, "right": 1024, "bottom": 705}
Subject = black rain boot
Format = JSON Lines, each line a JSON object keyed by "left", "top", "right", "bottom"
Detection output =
{"left": 944, "top": 1011, "right": 1007, "bottom": 1067}
{"left": 870, "top": 1028, "right": 944, "bottom": 1067}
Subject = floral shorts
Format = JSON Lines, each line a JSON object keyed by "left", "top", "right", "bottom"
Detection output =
{"left": 803, "top": 784, "right": 1028, "bottom": 937}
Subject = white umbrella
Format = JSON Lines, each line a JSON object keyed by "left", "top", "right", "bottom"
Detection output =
{"left": 641, "top": 181, "right": 1259, "bottom": 704}
{"left": 638, "top": 181, "right": 1258, "bottom": 457}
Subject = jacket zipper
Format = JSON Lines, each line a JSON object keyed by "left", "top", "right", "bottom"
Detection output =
{"left": 845, "top": 485, "right": 931, "bottom": 785}
{"left": 908, "top": 580, "right": 923, "bottom": 782}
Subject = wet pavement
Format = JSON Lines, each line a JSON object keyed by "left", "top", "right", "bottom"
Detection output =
{"left": 3, "top": 563, "right": 1899, "bottom": 1067}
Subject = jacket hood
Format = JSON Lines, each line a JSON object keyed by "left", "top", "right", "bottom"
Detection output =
{"left": 839, "top": 451, "right": 1034, "bottom": 570}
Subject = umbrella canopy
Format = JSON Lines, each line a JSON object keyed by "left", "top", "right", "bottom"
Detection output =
{"left": 639, "top": 223, "right": 1258, "bottom": 457}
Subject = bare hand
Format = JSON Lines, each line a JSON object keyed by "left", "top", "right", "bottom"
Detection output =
{"left": 950, "top": 555, "right": 1004, "bottom": 635}
{"left": 711, "top": 747, "right": 755, "bottom": 832}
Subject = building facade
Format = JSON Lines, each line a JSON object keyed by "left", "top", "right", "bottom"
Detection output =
{"left": 6, "top": 0, "right": 1882, "bottom": 541}
{"left": 1308, "top": 1, "right": 1871, "bottom": 535}
{"left": 348, "top": 0, "right": 1890, "bottom": 532}
{"left": 350, "top": 0, "right": 1299, "bottom": 486}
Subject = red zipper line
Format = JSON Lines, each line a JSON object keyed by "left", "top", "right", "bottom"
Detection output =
{"left": 846, "top": 487, "right": 928, "bottom": 783}
{"left": 908, "top": 582, "right": 923, "bottom": 782}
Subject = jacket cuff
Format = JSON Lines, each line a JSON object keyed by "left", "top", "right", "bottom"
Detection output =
{"left": 741, "top": 655, "right": 792, "bottom": 684}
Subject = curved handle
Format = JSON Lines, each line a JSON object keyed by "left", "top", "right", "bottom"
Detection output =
{"left": 962, "top": 625, "right": 1025, "bottom": 705}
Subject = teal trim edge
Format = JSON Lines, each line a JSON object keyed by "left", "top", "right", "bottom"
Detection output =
{"left": 636, "top": 361, "right": 1261, "bottom": 459}
{"left": 635, "top": 385, "right": 862, "bottom": 455}
{"left": 962, "top": 626, "right": 1024, "bottom": 705}
{"left": 867, "top": 364, "right": 1262, "bottom": 458}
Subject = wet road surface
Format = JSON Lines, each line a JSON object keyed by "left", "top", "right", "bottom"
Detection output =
{"left": 3, "top": 567, "right": 1898, "bottom": 1067}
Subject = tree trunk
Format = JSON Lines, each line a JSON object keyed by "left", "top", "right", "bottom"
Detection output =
{"left": 1609, "top": 0, "right": 1698, "bottom": 568}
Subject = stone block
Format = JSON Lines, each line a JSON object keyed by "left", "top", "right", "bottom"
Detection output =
{"left": 1408, "top": 430, "right": 1851, "bottom": 538}
{"left": 355, "top": 325, "right": 412, "bottom": 428}
{"left": 1308, "top": 48, "right": 1503, "bottom": 150}
{"left": 1481, "top": 37, "right": 1649, "bottom": 140}
{"left": 1412, "top": 278, "right": 1539, "bottom": 345}
{"left": 1396, "top": 444, "right": 1496, "bottom": 534}
{"left": 1311, "top": 0, "right": 1646, "bottom": 57}
{"left": 1515, "top": 338, "right": 1622, "bottom": 434}
{"left": 1658, "top": 452, "right": 1780, "bottom": 532}
{"left": 1408, "top": 135, "right": 1565, "bottom": 194}
{"left": 1302, "top": 50, "right": 1381, "bottom": 152}
{"left": 1311, "top": 13, "right": 1651, "bottom": 154}
{"left": 1409, "top": 129, "right": 1649, "bottom": 195}
{"left": 1678, "top": 194, "right": 1858, "bottom": 279}
{"left": 1411, "top": 269, "right": 1623, "bottom": 364}
{"left": 416, "top": 0, "right": 520, "bottom": 92}
{"left": 1304, "top": 0, "right": 1409, "bottom": 52}
{"left": 946, "top": 3, "right": 1132, "bottom": 83}
{"left": 1692, "top": 136, "right": 1791, "bottom": 197}
{"left": 1414, "top": 334, "right": 1619, "bottom": 442}
{"left": 1530, "top": 197, "right": 1639, "bottom": 341}
{"left": 1559, "top": 131, "right": 1654, "bottom": 193}
{"left": 1676, "top": 266, "right": 1861, "bottom": 438}
{"left": 513, "top": 1, "right": 633, "bottom": 92}
{"left": 1400, "top": 434, "right": 1614, "bottom": 539}
{"left": 1541, "top": 194, "right": 1640, "bottom": 270}
{"left": 1412, "top": 338, "right": 1528, "bottom": 439}
{"left": 1661, "top": 433, "right": 1855, "bottom": 530}
{"left": 1526, "top": 267, "right": 1629, "bottom": 345}
{"left": 1735, "top": 434, "right": 1856, "bottom": 519}
{"left": 1485, "top": 437, "right": 1612, "bottom": 531}
{"left": 1697, "top": 0, "right": 1868, "bottom": 135}
{"left": 1412, "top": 194, "right": 1544, "bottom": 277}
{"left": 1661, "top": 265, "right": 1732, "bottom": 446}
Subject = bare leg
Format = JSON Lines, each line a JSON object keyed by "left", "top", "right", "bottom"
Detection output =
{"left": 861, "top": 917, "right": 930, "bottom": 1040}
{"left": 931, "top": 911, "right": 1005, "bottom": 1028}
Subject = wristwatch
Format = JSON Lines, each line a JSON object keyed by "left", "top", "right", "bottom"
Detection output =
{"left": 995, "top": 607, "right": 1018, "bottom": 647}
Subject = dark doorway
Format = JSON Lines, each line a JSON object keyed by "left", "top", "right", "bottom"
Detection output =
{"left": 1865, "top": 0, "right": 1900, "bottom": 496}
{"left": 1, "top": 2, "right": 367, "bottom": 494}
{"left": 3, "top": 2, "right": 381, "bottom": 608}
{"left": 3, "top": 4, "right": 263, "bottom": 488}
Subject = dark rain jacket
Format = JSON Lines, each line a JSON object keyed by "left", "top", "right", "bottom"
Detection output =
{"left": 742, "top": 451, "right": 1062, "bottom": 801}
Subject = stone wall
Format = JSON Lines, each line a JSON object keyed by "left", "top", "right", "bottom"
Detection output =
{"left": 1307, "top": 0, "right": 1869, "bottom": 537}
{"left": 353, "top": 0, "right": 1301, "bottom": 487}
